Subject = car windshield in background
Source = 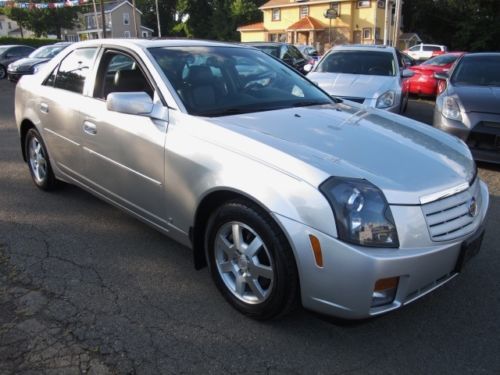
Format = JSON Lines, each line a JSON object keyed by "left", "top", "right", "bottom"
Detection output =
{"left": 451, "top": 55, "right": 500, "bottom": 86}
{"left": 422, "top": 54, "right": 459, "bottom": 66}
{"left": 250, "top": 45, "right": 280, "bottom": 58}
{"left": 30, "top": 45, "right": 65, "bottom": 59}
{"left": 149, "top": 46, "right": 333, "bottom": 117}
{"left": 316, "top": 51, "right": 396, "bottom": 76}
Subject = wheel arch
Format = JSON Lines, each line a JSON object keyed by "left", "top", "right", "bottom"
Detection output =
{"left": 191, "top": 188, "right": 290, "bottom": 270}
{"left": 20, "top": 119, "right": 36, "bottom": 162}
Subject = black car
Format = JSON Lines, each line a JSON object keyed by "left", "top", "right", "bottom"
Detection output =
{"left": 244, "top": 42, "right": 308, "bottom": 74}
{"left": 0, "top": 45, "right": 35, "bottom": 80}
{"left": 7, "top": 42, "right": 71, "bottom": 83}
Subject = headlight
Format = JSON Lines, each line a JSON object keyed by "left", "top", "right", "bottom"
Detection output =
{"left": 441, "top": 96, "right": 462, "bottom": 121}
{"left": 33, "top": 64, "right": 46, "bottom": 74}
{"left": 8, "top": 63, "right": 16, "bottom": 72}
{"left": 320, "top": 177, "right": 399, "bottom": 248}
{"left": 376, "top": 90, "right": 395, "bottom": 109}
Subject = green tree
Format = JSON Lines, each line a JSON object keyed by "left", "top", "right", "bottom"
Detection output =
{"left": 136, "top": 0, "right": 177, "bottom": 37}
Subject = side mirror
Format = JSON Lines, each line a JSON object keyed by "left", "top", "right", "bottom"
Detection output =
{"left": 304, "top": 63, "right": 313, "bottom": 73}
{"left": 106, "top": 92, "right": 154, "bottom": 116}
{"left": 401, "top": 69, "right": 415, "bottom": 78}
{"left": 434, "top": 72, "right": 449, "bottom": 80}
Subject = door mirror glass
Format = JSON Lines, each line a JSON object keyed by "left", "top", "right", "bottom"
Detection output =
{"left": 107, "top": 92, "right": 154, "bottom": 116}
{"left": 401, "top": 69, "right": 415, "bottom": 78}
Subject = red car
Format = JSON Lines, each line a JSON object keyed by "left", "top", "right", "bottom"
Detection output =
{"left": 408, "top": 52, "right": 465, "bottom": 96}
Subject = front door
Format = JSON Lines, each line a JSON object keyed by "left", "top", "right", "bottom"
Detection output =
{"left": 79, "top": 50, "right": 169, "bottom": 227}
{"left": 353, "top": 30, "right": 362, "bottom": 44}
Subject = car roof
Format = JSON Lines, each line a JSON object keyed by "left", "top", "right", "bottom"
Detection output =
{"left": 243, "top": 42, "right": 289, "bottom": 47}
{"left": 330, "top": 44, "right": 396, "bottom": 53}
{"left": 461, "top": 52, "right": 500, "bottom": 59}
{"left": 1, "top": 45, "right": 33, "bottom": 49}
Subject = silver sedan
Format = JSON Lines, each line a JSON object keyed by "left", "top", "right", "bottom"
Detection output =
{"left": 306, "top": 45, "right": 414, "bottom": 113}
{"left": 15, "top": 39, "right": 488, "bottom": 320}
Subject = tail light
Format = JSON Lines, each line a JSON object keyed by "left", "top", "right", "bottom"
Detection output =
{"left": 437, "top": 79, "right": 447, "bottom": 95}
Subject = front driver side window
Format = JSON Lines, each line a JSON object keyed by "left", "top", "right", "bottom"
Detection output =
{"left": 95, "top": 51, "right": 154, "bottom": 100}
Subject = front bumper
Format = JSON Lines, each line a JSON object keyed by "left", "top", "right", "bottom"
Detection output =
{"left": 273, "top": 180, "right": 489, "bottom": 319}
{"left": 433, "top": 109, "right": 500, "bottom": 164}
{"left": 7, "top": 71, "right": 24, "bottom": 83}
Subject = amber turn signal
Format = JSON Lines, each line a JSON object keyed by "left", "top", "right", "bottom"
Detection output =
{"left": 309, "top": 234, "right": 323, "bottom": 268}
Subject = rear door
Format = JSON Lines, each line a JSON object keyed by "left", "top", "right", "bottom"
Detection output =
{"left": 38, "top": 47, "right": 99, "bottom": 180}
{"left": 77, "top": 49, "right": 169, "bottom": 226}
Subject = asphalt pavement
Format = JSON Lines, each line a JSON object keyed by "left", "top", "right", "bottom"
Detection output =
{"left": 1, "top": 80, "right": 499, "bottom": 374}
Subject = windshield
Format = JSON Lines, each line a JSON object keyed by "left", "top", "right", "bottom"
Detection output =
{"left": 422, "top": 54, "right": 460, "bottom": 66}
{"left": 30, "top": 45, "right": 65, "bottom": 59}
{"left": 149, "top": 46, "right": 333, "bottom": 117}
{"left": 249, "top": 45, "right": 280, "bottom": 58}
{"left": 315, "top": 50, "right": 396, "bottom": 76}
{"left": 451, "top": 55, "right": 500, "bottom": 86}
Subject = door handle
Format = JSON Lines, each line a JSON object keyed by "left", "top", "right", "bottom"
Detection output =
{"left": 83, "top": 121, "right": 97, "bottom": 135}
{"left": 40, "top": 103, "right": 49, "bottom": 114}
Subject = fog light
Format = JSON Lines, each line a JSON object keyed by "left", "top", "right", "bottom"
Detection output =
{"left": 371, "top": 277, "right": 399, "bottom": 307}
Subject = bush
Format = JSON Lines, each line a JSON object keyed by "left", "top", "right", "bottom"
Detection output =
{"left": 0, "top": 37, "right": 62, "bottom": 48}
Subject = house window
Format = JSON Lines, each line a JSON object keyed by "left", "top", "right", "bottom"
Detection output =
{"left": 272, "top": 8, "right": 280, "bottom": 21}
{"left": 124, "top": 30, "right": 131, "bottom": 38}
{"left": 0, "top": 22, "right": 3, "bottom": 30}
{"left": 8, "top": 22, "right": 12, "bottom": 29}
{"left": 357, "top": 0, "right": 371, "bottom": 8}
{"left": 330, "top": 2, "right": 340, "bottom": 16}
{"left": 299, "top": 6, "right": 309, "bottom": 19}
{"left": 362, "top": 28, "right": 372, "bottom": 39}
{"left": 377, "top": 0, "right": 385, "bottom": 8}
{"left": 142, "top": 31, "right": 148, "bottom": 38}
{"left": 123, "top": 12, "right": 130, "bottom": 25}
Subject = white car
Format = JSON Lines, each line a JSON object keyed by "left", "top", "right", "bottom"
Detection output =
{"left": 306, "top": 45, "right": 414, "bottom": 113}
{"left": 405, "top": 44, "right": 448, "bottom": 61}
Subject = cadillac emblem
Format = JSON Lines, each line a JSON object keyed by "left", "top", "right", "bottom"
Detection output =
{"left": 468, "top": 197, "right": 478, "bottom": 217}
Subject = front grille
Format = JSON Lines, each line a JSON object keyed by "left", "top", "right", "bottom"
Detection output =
{"left": 421, "top": 179, "right": 481, "bottom": 242}
{"left": 339, "top": 96, "right": 365, "bottom": 104}
{"left": 466, "top": 122, "right": 500, "bottom": 151}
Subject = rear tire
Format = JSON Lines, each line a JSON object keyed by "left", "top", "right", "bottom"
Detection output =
{"left": 206, "top": 199, "right": 299, "bottom": 320}
{"left": 25, "top": 128, "right": 57, "bottom": 191}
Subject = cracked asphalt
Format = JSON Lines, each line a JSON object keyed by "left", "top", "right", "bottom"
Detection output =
{"left": 1, "top": 79, "right": 499, "bottom": 374}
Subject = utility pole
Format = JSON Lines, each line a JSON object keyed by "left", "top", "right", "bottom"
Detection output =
{"left": 383, "top": 0, "right": 389, "bottom": 45}
{"left": 100, "top": 0, "right": 106, "bottom": 38}
{"left": 92, "top": 0, "right": 101, "bottom": 38}
{"left": 155, "top": 0, "right": 162, "bottom": 38}
{"left": 373, "top": 0, "right": 378, "bottom": 45}
{"left": 132, "top": 0, "right": 139, "bottom": 38}
{"left": 393, "top": 0, "right": 402, "bottom": 47}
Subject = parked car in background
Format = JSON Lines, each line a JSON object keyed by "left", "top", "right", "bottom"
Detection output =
{"left": 244, "top": 42, "right": 308, "bottom": 74}
{"left": 296, "top": 44, "right": 321, "bottom": 65}
{"left": 434, "top": 53, "right": 500, "bottom": 164}
{"left": 306, "top": 45, "right": 414, "bottom": 113}
{"left": 405, "top": 44, "right": 448, "bottom": 61}
{"left": 0, "top": 45, "right": 35, "bottom": 79}
{"left": 7, "top": 42, "right": 72, "bottom": 83}
{"left": 15, "top": 39, "right": 489, "bottom": 320}
{"left": 408, "top": 52, "right": 465, "bottom": 96}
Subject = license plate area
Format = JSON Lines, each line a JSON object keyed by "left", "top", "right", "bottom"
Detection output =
{"left": 455, "top": 229, "right": 484, "bottom": 272}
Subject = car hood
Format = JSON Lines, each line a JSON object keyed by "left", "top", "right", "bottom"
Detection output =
{"left": 9, "top": 57, "right": 48, "bottom": 71}
{"left": 208, "top": 103, "right": 474, "bottom": 204}
{"left": 307, "top": 72, "right": 396, "bottom": 99}
{"left": 452, "top": 85, "right": 500, "bottom": 114}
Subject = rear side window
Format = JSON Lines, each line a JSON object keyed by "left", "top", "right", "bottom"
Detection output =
{"left": 54, "top": 48, "right": 98, "bottom": 94}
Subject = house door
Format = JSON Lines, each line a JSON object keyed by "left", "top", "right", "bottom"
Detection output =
{"left": 353, "top": 30, "right": 361, "bottom": 44}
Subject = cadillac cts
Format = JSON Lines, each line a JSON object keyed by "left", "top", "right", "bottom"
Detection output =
{"left": 15, "top": 40, "right": 489, "bottom": 320}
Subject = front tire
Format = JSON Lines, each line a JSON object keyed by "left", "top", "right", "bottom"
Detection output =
{"left": 206, "top": 199, "right": 299, "bottom": 320}
{"left": 25, "top": 128, "right": 57, "bottom": 190}
{"left": 0, "top": 65, "right": 6, "bottom": 80}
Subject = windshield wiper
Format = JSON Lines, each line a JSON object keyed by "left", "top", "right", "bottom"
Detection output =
{"left": 197, "top": 108, "right": 254, "bottom": 117}
{"left": 291, "top": 100, "right": 333, "bottom": 107}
